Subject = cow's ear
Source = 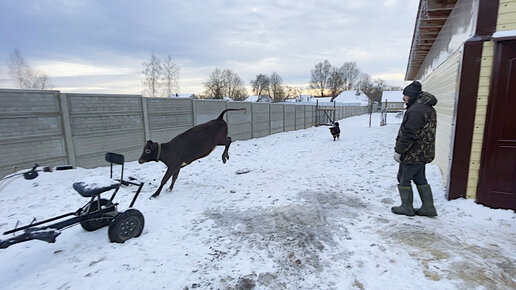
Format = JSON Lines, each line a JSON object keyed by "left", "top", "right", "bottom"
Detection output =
{"left": 147, "top": 140, "right": 153, "bottom": 145}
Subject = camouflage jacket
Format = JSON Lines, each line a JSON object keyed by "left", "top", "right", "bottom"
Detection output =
{"left": 395, "top": 91, "right": 437, "bottom": 164}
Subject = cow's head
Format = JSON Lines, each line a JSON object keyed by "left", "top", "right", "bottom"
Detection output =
{"left": 138, "top": 140, "right": 160, "bottom": 164}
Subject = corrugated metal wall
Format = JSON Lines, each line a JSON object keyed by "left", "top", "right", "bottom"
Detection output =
{"left": 422, "top": 48, "right": 462, "bottom": 185}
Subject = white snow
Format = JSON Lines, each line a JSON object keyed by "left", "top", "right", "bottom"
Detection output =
{"left": 245, "top": 95, "right": 272, "bottom": 102}
{"left": 492, "top": 30, "right": 516, "bottom": 39}
{"left": 76, "top": 176, "right": 119, "bottom": 190}
{"left": 0, "top": 113, "right": 514, "bottom": 289}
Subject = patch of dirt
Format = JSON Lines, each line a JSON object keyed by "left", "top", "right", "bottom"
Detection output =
{"left": 191, "top": 190, "right": 362, "bottom": 288}
{"left": 386, "top": 227, "right": 516, "bottom": 289}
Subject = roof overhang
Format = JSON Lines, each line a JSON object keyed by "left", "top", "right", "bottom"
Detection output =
{"left": 405, "top": 0, "right": 457, "bottom": 80}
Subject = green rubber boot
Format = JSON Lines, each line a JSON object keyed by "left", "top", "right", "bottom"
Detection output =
{"left": 391, "top": 185, "right": 416, "bottom": 216}
{"left": 415, "top": 184, "right": 437, "bottom": 217}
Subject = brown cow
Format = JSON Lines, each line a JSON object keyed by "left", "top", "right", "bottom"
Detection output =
{"left": 138, "top": 108, "right": 246, "bottom": 198}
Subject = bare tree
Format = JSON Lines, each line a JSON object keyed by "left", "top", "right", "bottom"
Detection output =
{"left": 222, "top": 69, "right": 247, "bottom": 101}
{"left": 328, "top": 66, "right": 345, "bottom": 101}
{"left": 309, "top": 60, "right": 331, "bottom": 98}
{"left": 204, "top": 68, "right": 226, "bottom": 99}
{"left": 269, "top": 72, "right": 285, "bottom": 102}
{"left": 341, "top": 62, "right": 360, "bottom": 90}
{"left": 8, "top": 49, "right": 50, "bottom": 89}
{"left": 250, "top": 74, "right": 270, "bottom": 100}
{"left": 362, "top": 77, "right": 386, "bottom": 104}
{"left": 356, "top": 73, "right": 370, "bottom": 95}
{"left": 284, "top": 85, "right": 302, "bottom": 100}
{"left": 161, "top": 55, "right": 179, "bottom": 97}
{"left": 142, "top": 54, "right": 163, "bottom": 98}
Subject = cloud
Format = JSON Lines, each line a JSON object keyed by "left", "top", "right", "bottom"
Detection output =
{"left": 0, "top": 0, "right": 418, "bottom": 94}
{"left": 34, "top": 60, "right": 137, "bottom": 78}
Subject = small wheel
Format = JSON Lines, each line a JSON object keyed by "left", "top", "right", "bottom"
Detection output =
{"left": 80, "top": 198, "right": 115, "bottom": 231}
{"left": 108, "top": 209, "right": 144, "bottom": 243}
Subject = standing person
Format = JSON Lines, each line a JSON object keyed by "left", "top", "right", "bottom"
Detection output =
{"left": 392, "top": 81, "right": 438, "bottom": 217}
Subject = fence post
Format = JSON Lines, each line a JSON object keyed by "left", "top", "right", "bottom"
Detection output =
{"left": 269, "top": 103, "right": 272, "bottom": 135}
{"left": 282, "top": 104, "right": 286, "bottom": 132}
{"left": 303, "top": 105, "right": 307, "bottom": 128}
{"left": 251, "top": 102, "right": 254, "bottom": 139}
{"left": 192, "top": 99, "right": 197, "bottom": 126}
{"left": 58, "top": 93, "right": 76, "bottom": 167}
{"left": 141, "top": 97, "right": 150, "bottom": 141}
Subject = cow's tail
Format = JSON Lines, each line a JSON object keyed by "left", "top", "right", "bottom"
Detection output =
{"left": 218, "top": 108, "right": 247, "bottom": 119}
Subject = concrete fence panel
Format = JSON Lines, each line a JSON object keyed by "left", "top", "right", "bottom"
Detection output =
{"left": 65, "top": 93, "right": 145, "bottom": 168}
{"left": 284, "top": 104, "right": 296, "bottom": 132}
{"left": 0, "top": 89, "right": 67, "bottom": 177}
{"left": 304, "top": 105, "right": 314, "bottom": 128}
{"left": 252, "top": 103, "right": 270, "bottom": 138}
{"left": 0, "top": 89, "right": 368, "bottom": 177}
{"left": 194, "top": 99, "right": 227, "bottom": 125}
{"left": 270, "top": 104, "right": 284, "bottom": 134}
{"left": 295, "top": 105, "right": 305, "bottom": 130}
{"left": 227, "top": 102, "right": 252, "bottom": 141}
{"left": 147, "top": 98, "right": 194, "bottom": 143}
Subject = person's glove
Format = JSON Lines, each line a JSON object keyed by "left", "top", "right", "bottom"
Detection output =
{"left": 393, "top": 152, "right": 401, "bottom": 163}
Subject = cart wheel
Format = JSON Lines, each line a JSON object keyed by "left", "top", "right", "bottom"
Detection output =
{"left": 80, "top": 198, "right": 115, "bottom": 231}
{"left": 108, "top": 209, "right": 144, "bottom": 243}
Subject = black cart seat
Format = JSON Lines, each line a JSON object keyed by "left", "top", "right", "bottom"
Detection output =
{"left": 73, "top": 178, "right": 119, "bottom": 197}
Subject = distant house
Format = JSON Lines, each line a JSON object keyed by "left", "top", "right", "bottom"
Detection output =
{"left": 168, "top": 93, "right": 197, "bottom": 99}
{"left": 245, "top": 95, "right": 272, "bottom": 102}
{"left": 295, "top": 95, "right": 313, "bottom": 103}
{"left": 381, "top": 91, "right": 405, "bottom": 112}
{"left": 312, "top": 91, "right": 369, "bottom": 106}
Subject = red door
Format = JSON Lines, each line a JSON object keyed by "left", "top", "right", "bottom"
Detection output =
{"left": 477, "top": 40, "right": 516, "bottom": 210}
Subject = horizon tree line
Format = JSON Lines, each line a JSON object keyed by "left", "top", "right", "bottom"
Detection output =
{"left": 4, "top": 50, "right": 400, "bottom": 102}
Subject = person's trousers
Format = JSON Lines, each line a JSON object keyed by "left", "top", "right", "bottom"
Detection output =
{"left": 397, "top": 162, "right": 427, "bottom": 186}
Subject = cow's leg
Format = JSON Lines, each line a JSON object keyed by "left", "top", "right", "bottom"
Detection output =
{"left": 151, "top": 167, "right": 175, "bottom": 198}
{"left": 220, "top": 136, "right": 231, "bottom": 163}
{"left": 168, "top": 168, "right": 181, "bottom": 191}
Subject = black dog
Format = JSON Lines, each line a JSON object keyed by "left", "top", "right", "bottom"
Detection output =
{"left": 138, "top": 108, "right": 246, "bottom": 198}
{"left": 329, "top": 122, "right": 340, "bottom": 141}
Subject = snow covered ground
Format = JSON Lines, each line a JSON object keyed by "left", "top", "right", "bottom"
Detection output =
{"left": 0, "top": 113, "right": 514, "bottom": 289}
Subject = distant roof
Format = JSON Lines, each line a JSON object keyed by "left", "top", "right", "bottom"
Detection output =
{"left": 381, "top": 91, "right": 403, "bottom": 102}
{"left": 168, "top": 93, "right": 196, "bottom": 98}
{"left": 312, "top": 91, "right": 369, "bottom": 105}
{"left": 246, "top": 95, "right": 272, "bottom": 102}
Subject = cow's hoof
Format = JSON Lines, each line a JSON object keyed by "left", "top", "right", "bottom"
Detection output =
{"left": 150, "top": 193, "right": 160, "bottom": 198}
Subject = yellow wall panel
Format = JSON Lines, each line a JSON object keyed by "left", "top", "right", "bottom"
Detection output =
{"left": 466, "top": 40, "right": 495, "bottom": 199}
{"left": 497, "top": 0, "right": 516, "bottom": 30}
{"left": 498, "top": 14, "right": 516, "bottom": 25}
{"left": 478, "top": 86, "right": 490, "bottom": 96}
{"left": 478, "top": 78, "right": 491, "bottom": 87}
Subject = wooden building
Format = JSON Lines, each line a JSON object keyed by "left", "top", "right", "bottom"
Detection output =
{"left": 381, "top": 91, "right": 406, "bottom": 112}
{"left": 406, "top": 0, "right": 515, "bottom": 210}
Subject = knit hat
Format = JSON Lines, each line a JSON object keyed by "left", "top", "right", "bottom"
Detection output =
{"left": 403, "top": 81, "right": 422, "bottom": 99}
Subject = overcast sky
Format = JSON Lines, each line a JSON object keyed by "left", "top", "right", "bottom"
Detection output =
{"left": 0, "top": 0, "right": 418, "bottom": 95}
